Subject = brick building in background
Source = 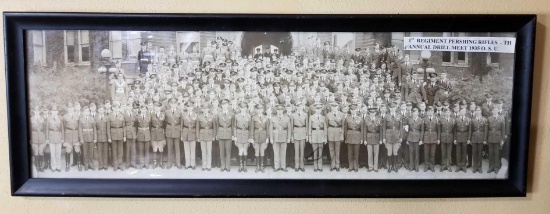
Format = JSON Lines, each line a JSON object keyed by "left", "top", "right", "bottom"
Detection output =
{"left": 26, "top": 30, "right": 515, "bottom": 79}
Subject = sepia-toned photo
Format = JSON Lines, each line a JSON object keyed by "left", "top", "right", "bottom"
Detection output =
{"left": 26, "top": 30, "right": 515, "bottom": 180}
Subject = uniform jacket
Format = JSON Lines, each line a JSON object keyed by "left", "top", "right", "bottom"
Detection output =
{"left": 382, "top": 113, "right": 402, "bottom": 143}
{"left": 123, "top": 111, "right": 137, "bottom": 139}
{"left": 308, "top": 113, "right": 327, "bottom": 144}
{"left": 150, "top": 111, "right": 165, "bottom": 141}
{"left": 63, "top": 113, "right": 80, "bottom": 143}
{"left": 198, "top": 114, "right": 217, "bottom": 141}
{"left": 30, "top": 115, "right": 47, "bottom": 144}
{"left": 423, "top": 116, "right": 440, "bottom": 144}
{"left": 233, "top": 112, "right": 251, "bottom": 143}
{"left": 270, "top": 114, "right": 291, "bottom": 143}
{"left": 47, "top": 115, "right": 64, "bottom": 143}
{"left": 181, "top": 111, "right": 198, "bottom": 141}
{"left": 95, "top": 114, "right": 109, "bottom": 142}
{"left": 343, "top": 114, "right": 364, "bottom": 144}
{"left": 455, "top": 116, "right": 472, "bottom": 142}
{"left": 439, "top": 117, "right": 455, "bottom": 143}
{"left": 78, "top": 116, "right": 97, "bottom": 143}
{"left": 107, "top": 112, "right": 125, "bottom": 141}
{"left": 291, "top": 111, "right": 309, "bottom": 141}
{"left": 136, "top": 114, "right": 152, "bottom": 142}
{"left": 326, "top": 111, "right": 344, "bottom": 142}
{"left": 216, "top": 111, "right": 234, "bottom": 140}
{"left": 165, "top": 109, "right": 182, "bottom": 138}
{"left": 364, "top": 116, "right": 382, "bottom": 144}
{"left": 487, "top": 115, "right": 505, "bottom": 143}
{"left": 249, "top": 114, "right": 269, "bottom": 143}
{"left": 471, "top": 116, "right": 488, "bottom": 143}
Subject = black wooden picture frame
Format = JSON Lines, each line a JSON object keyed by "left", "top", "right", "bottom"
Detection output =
{"left": 4, "top": 13, "right": 535, "bottom": 197}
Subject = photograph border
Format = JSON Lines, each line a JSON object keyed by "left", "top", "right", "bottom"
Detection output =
{"left": 4, "top": 13, "right": 535, "bottom": 197}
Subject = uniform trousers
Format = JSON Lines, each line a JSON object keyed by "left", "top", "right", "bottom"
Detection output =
{"left": 200, "top": 141, "right": 212, "bottom": 169}
{"left": 385, "top": 143, "right": 400, "bottom": 156}
{"left": 423, "top": 144, "right": 437, "bottom": 168}
{"left": 408, "top": 142, "right": 420, "bottom": 169}
{"left": 65, "top": 143, "right": 80, "bottom": 153}
{"left": 272, "top": 142, "right": 287, "bottom": 169}
{"left": 488, "top": 143, "right": 501, "bottom": 171}
{"left": 328, "top": 141, "right": 341, "bottom": 168}
{"left": 218, "top": 139, "right": 233, "bottom": 169}
{"left": 253, "top": 143, "right": 268, "bottom": 156}
{"left": 50, "top": 143, "right": 62, "bottom": 170}
{"left": 397, "top": 140, "right": 409, "bottom": 167}
{"left": 472, "top": 143, "right": 483, "bottom": 171}
{"left": 311, "top": 143, "right": 324, "bottom": 170}
{"left": 183, "top": 141, "right": 196, "bottom": 167}
{"left": 440, "top": 143, "right": 453, "bottom": 168}
{"left": 166, "top": 138, "right": 181, "bottom": 167}
{"left": 112, "top": 140, "right": 124, "bottom": 168}
{"left": 125, "top": 138, "right": 137, "bottom": 167}
{"left": 137, "top": 141, "right": 150, "bottom": 166}
{"left": 456, "top": 142, "right": 468, "bottom": 168}
{"left": 82, "top": 142, "right": 96, "bottom": 168}
{"left": 236, "top": 142, "right": 249, "bottom": 155}
{"left": 347, "top": 144, "right": 360, "bottom": 170}
{"left": 32, "top": 143, "right": 47, "bottom": 156}
{"left": 97, "top": 142, "right": 108, "bottom": 169}
{"left": 366, "top": 144, "right": 379, "bottom": 170}
{"left": 379, "top": 145, "right": 387, "bottom": 168}
{"left": 294, "top": 140, "right": 306, "bottom": 169}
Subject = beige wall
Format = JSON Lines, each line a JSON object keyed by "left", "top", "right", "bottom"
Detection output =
{"left": 0, "top": 0, "right": 548, "bottom": 213}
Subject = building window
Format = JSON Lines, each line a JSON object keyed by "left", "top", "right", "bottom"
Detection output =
{"left": 79, "top": 30, "right": 90, "bottom": 63}
{"left": 487, "top": 52, "right": 500, "bottom": 67}
{"left": 109, "top": 31, "right": 123, "bottom": 60}
{"left": 442, "top": 52, "right": 451, "bottom": 63}
{"left": 32, "top": 30, "right": 46, "bottom": 65}
{"left": 441, "top": 32, "right": 468, "bottom": 67}
{"left": 65, "top": 30, "right": 77, "bottom": 63}
{"left": 127, "top": 31, "right": 142, "bottom": 60}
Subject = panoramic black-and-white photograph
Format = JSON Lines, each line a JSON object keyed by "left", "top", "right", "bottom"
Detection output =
{"left": 26, "top": 30, "right": 515, "bottom": 179}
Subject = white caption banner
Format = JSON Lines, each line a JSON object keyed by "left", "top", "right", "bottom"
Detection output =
{"left": 404, "top": 37, "right": 516, "bottom": 53}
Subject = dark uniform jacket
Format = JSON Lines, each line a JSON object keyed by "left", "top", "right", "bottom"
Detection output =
{"left": 107, "top": 113, "right": 125, "bottom": 141}
{"left": 407, "top": 116, "right": 423, "bottom": 142}
{"left": 95, "top": 114, "right": 108, "bottom": 143}
{"left": 382, "top": 113, "right": 402, "bottom": 143}
{"left": 423, "top": 116, "right": 440, "bottom": 144}
{"left": 455, "top": 116, "right": 472, "bottom": 142}
{"left": 79, "top": 116, "right": 97, "bottom": 143}
{"left": 123, "top": 111, "right": 137, "bottom": 139}
{"left": 181, "top": 112, "right": 198, "bottom": 141}
{"left": 165, "top": 109, "right": 182, "bottom": 138}
{"left": 471, "top": 116, "right": 488, "bottom": 143}
{"left": 249, "top": 114, "right": 269, "bottom": 143}
{"left": 439, "top": 117, "right": 455, "bottom": 144}
{"left": 364, "top": 116, "right": 382, "bottom": 144}
{"left": 136, "top": 114, "right": 152, "bottom": 142}
{"left": 487, "top": 115, "right": 505, "bottom": 143}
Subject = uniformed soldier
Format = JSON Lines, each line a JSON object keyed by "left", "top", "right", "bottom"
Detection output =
{"left": 165, "top": 98, "right": 183, "bottom": 169}
{"left": 181, "top": 101, "right": 199, "bottom": 170}
{"left": 471, "top": 107, "right": 488, "bottom": 173}
{"left": 383, "top": 102, "right": 402, "bottom": 173}
{"left": 439, "top": 108, "right": 454, "bottom": 172}
{"left": 487, "top": 107, "right": 505, "bottom": 173}
{"left": 326, "top": 102, "right": 344, "bottom": 171}
{"left": 47, "top": 105, "right": 64, "bottom": 172}
{"left": 216, "top": 99, "right": 234, "bottom": 172}
{"left": 291, "top": 101, "right": 308, "bottom": 172}
{"left": 123, "top": 104, "right": 137, "bottom": 169}
{"left": 344, "top": 104, "right": 364, "bottom": 172}
{"left": 198, "top": 107, "right": 216, "bottom": 171}
{"left": 63, "top": 103, "right": 80, "bottom": 171}
{"left": 79, "top": 108, "right": 97, "bottom": 171}
{"left": 270, "top": 105, "right": 291, "bottom": 172}
{"left": 95, "top": 105, "right": 109, "bottom": 170}
{"left": 150, "top": 102, "right": 166, "bottom": 169}
{"left": 364, "top": 108, "right": 382, "bottom": 172}
{"left": 407, "top": 108, "right": 423, "bottom": 172}
{"left": 455, "top": 108, "right": 472, "bottom": 173}
{"left": 397, "top": 102, "right": 410, "bottom": 170}
{"left": 107, "top": 103, "right": 126, "bottom": 171}
{"left": 234, "top": 102, "right": 251, "bottom": 172}
{"left": 250, "top": 104, "right": 269, "bottom": 173}
{"left": 309, "top": 104, "right": 327, "bottom": 172}
{"left": 30, "top": 105, "right": 47, "bottom": 172}
{"left": 422, "top": 106, "right": 439, "bottom": 172}
{"left": 136, "top": 105, "right": 152, "bottom": 169}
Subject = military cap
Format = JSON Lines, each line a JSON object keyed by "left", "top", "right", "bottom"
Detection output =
{"left": 485, "top": 93, "right": 493, "bottom": 98}
{"left": 220, "top": 99, "right": 230, "bottom": 105}
{"left": 232, "top": 62, "right": 238, "bottom": 66}
{"left": 383, "top": 89, "right": 391, "bottom": 94}
{"left": 212, "top": 41, "right": 218, "bottom": 45}
{"left": 495, "top": 99, "right": 503, "bottom": 104}
{"left": 297, "top": 63, "right": 304, "bottom": 67}
{"left": 429, "top": 73, "right": 438, "bottom": 78}
{"left": 389, "top": 102, "right": 398, "bottom": 108}
{"left": 330, "top": 59, "right": 336, "bottom": 63}
{"left": 368, "top": 108, "right": 377, "bottom": 113}
{"left": 435, "top": 101, "right": 442, "bottom": 107}
{"left": 427, "top": 106, "right": 434, "bottom": 111}
{"left": 355, "top": 48, "right": 361, "bottom": 51}
{"left": 312, "top": 76, "right": 320, "bottom": 81}
{"left": 475, "top": 106, "right": 482, "bottom": 111}
{"left": 204, "top": 61, "right": 211, "bottom": 66}
{"left": 168, "top": 98, "right": 178, "bottom": 103}
{"left": 238, "top": 102, "right": 248, "bottom": 108}
{"left": 349, "top": 104, "right": 358, "bottom": 110}
{"left": 275, "top": 105, "right": 285, "bottom": 110}
{"left": 228, "top": 41, "right": 233, "bottom": 45}
{"left": 255, "top": 104, "right": 264, "bottom": 109}
{"left": 394, "top": 89, "right": 401, "bottom": 94}
{"left": 406, "top": 102, "right": 413, "bottom": 106}
{"left": 171, "top": 64, "right": 179, "bottom": 68}
{"left": 412, "top": 108, "right": 419, "bottom": 113}
{"left": 185, "top": 101, "right": 194, "bottom": 107}
{"left": 133, "top": 80, "right": 142, "bottom": 85}
{"left": 219, "top": 62, "right": 227, "bottom": 67}
{"left": 154, "top": 102, "right": 162, "bottom": 107}
{"left": 132, "top": 103, "right": 140, "bottom": 109}
{"left": 162, "top": 62, "right": 170, "bottom": 66}
{"left": 319, "top": 82, "right": 327, "bottom": 87}
{"left": 177, "top": 60, "right": 184, "bottom": 65}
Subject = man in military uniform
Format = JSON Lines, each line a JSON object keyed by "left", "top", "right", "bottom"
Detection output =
{"left": 291, "top": 101, "right": 308, "bottom": 172}
{"left": 181, "top": 101, "right": 199, "bottom": 170}
{"left": 407, "top": 108, "right": 423, "bottom": 172}
{"left": 136, "top": 105, "right": 152, "bottom": 169}
{"left": 95, "top": 105, "right": 109, "bottom": 170}
{"left": 79, "top": 108, "right": 97, "bottom": 171}
{"left": 422, "top": 106, "right": 439, "bottom": 172}
{"left": 107, "top": 103, "right": 126, "bottom": 171}
{"left": 455, "top": 108, "right": 472, "bottom": 173}
{"left": 47, "top": 105, "right": 64, "bottom": 172}
{"left": 63, "top": 103, "right": 80, "bottom": 171}
{"left": 270, "top": 105, "right": 291, "bottom": 172}
{"left": 471, "top": 107, "right": 488, "bottom": 173}
{"left": 123, "top": 104, "right": 137, "bottom": 169}
{"left": 150, "top": 102, "right": 166, "bottom": 169}
{"left": 439, "top": 108, "right": 454, "bottom": 172}
{"left": 30, "top": 105, "right": 47, "bottom": 172}
{"left": 165, "top": 98, "right": 182, "bottom": 169}
{"left": 397, "top": 102, "right": 410, "bottom": 170}
{"left": 344, "top": 104, "right": 364, "bottom": 172}
{"left": 481, "top": 94, "right": 495, "bottom": 117}
{"left": 250, "top": 104, "right": 269, "bottom": 173}
{"left": 234, "top": 102, "right": 251, "bottom": 172}
{"left": 364, "top": 108, "right": 382, "bottom": 172}
{"left": 326, "top": 102, "right": 344, "bottom": 171}
{"left": 217, "top": 99, "right": 234, "bottom": 172}
{"left": 383, "top": 102, "right": 402, "bottom": 173}
{"left": 487, "top": 107, "right": 505, "bottom": 173}
{"left": 309, "top": 104, "right": 327, "bottom": 172}
{"left": 198, "top": 107, "right": 216, "bottom": 171}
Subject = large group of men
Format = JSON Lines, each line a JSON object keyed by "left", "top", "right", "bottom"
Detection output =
{"left": 29, "top": 35, "right": 511, "bottom": 175}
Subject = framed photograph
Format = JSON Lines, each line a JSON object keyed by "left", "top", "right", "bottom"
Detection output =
{"left": 5, "top": 13, "right": 535, "bottom": 197}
